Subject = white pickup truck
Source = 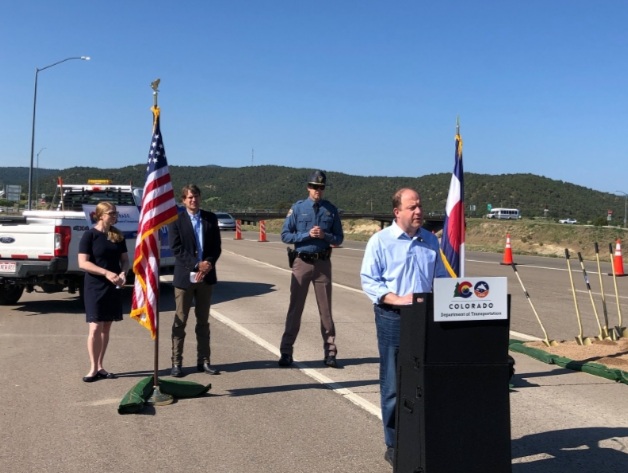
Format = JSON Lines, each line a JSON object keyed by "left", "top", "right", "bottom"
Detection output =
{"left": 0, "top": 182, "right": 174, "bottom": 305}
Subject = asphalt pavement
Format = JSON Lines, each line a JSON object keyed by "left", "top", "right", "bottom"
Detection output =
{"left": 0, "top": 232, "right": 626, "bottom": 472}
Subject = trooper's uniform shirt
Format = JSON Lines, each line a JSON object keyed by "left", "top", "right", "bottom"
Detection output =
{"left": 281, "top": 198, "right": 343, "bottom": 251}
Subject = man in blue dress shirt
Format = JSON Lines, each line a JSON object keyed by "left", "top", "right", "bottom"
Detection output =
{"left": 278, "top": 170, "right": 344, "bottom": 368}
{"left": 360, "top": 187, "right": 449, "bottom": 467}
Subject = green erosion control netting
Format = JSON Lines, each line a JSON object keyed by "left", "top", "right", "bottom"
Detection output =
{"left": 118, "top": 376, "right": 212, "bottom": 414}
{"left": 509, "top": 339, "right": 628, "bottom": 385}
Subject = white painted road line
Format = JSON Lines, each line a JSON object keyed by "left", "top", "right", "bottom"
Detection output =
{"left": 210, "top": 308, "right": 382, "bottom": 419}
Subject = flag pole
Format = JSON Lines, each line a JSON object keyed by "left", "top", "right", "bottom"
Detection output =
{"left": 456, "top": 115, "right": 460, "bottom": 142}
{"left": 457, "top": 116, "right": 465, "bottom": 277}
{"left": 146, "top": 78, "right": 173, "bottom": 406}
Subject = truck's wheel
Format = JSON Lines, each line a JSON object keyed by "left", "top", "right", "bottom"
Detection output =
{"left": 0, "top": 285, "right": 25, "bottom": 305}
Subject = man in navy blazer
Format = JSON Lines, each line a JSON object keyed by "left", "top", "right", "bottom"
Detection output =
{"left": 168, "top": 184, "right": 222, "bottom": 377}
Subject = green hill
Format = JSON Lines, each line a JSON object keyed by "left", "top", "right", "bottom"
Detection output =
{"left": 1, "top": 165, "right": 625, "bottom": 225}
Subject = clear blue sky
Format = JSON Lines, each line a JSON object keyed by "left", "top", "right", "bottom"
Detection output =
{"left": 2, "top": 1, "right": 627, "bottom": 194}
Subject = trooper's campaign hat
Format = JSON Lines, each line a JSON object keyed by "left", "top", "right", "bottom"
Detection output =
{"left": 307, "top": 170, "right": 327, "bottom": 186}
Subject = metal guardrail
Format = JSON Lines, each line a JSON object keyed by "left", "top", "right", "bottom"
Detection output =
{"left": 229, "top": 211, "right": 446, "bottom": 232}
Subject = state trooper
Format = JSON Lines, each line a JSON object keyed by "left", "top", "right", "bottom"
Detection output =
{"left": 278, "top": 170, "right": 344, "bottom": 368}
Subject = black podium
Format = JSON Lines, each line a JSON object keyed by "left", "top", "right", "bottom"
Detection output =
{"left": 394, "top": 293, "right": 511, "bottom": 473}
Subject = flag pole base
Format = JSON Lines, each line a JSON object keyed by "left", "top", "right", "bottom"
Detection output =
{"left": 146, "top": 386, "right": 174, "bottom": 406}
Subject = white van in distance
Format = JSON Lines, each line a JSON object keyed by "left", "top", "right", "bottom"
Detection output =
{"left": 486, "top": 208, "right": 521, "bottom": 220}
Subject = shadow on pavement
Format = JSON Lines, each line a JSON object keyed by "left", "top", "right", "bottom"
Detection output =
{"left": 150, "top": 280, "right": 276, "bottom": 311}
{"left": 112, "top": 368, "right": 174, "bottom": 379}
{"left": 510, "top": 371, "right": 615, "bottom": 389}
{"left": 219, "top": 356, "right": 380, "bottom": 372}
{"left": 512, "top": 427, "right": 628, "bottom": 473}
{"left": 11, "top": 296, "right": 84, "bottom": 315}
{"left": 226, "top": 378, "right": 379, "bottom": 397}
{"left": 211, "top": 280, "right": 276, "bottom": 304}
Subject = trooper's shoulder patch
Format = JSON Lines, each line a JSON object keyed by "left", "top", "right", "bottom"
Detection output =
{"left": 286, "top": 209, "right": 293, "bottom": 217}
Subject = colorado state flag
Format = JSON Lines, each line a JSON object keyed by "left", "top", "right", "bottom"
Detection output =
{"left": 440, "top": 121, "right": 465, "bottom": 277}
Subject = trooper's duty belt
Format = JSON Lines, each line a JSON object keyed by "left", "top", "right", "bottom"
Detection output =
{"left": 297, "top": 249, "right": 332, "bottom": 263}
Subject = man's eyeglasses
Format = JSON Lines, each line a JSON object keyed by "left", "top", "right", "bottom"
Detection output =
{"left": 309, "top": 185, "right": 325, "bottom": 191}
{"left": 106, "top": 211, "right": 119, "bottom": 216}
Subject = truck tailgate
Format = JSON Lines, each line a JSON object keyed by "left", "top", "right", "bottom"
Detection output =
{"left": 0, "top": 222, "right": 59, "bottom": 259}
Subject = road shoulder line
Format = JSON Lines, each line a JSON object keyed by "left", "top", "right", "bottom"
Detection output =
{"left": 210, "top": 308, "right": 382, "bottom": 419}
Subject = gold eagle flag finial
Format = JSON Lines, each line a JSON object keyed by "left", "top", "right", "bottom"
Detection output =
{"left": 151, "top": 78, "right": 160, "bottom": 109}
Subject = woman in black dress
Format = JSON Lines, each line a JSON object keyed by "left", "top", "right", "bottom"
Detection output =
{"left": 78, "top": 202, "right": 129, "bottom": 382}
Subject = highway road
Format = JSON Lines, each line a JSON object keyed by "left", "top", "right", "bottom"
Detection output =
{"left": 220, "top": 231, "right": 628, "bottom": 344}
{"left": 1, "top": 231, "right": 626, "bottom": 472}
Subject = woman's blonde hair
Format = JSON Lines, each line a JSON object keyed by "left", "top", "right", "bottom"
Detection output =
{"left": 95, "top": 202, "right": 124, "bottom": 243}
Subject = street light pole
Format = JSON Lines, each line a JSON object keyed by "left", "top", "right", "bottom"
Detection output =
{"left": 27, "top": 56, "right": 90, "bottom": 210}
{"left": 35, "top": 147, "right": 46, "bottom": 208}
{"left": 617, "top": 191, "right": 628, "bottom": 228}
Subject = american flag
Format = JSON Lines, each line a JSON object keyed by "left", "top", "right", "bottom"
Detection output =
{"left": 130, "top": 106, "right": 178, "bottom": 338}
{"left": 440, "top": 121, "right": 465, "bottom": 277}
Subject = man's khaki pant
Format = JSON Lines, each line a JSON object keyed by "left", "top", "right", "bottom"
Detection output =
{"left": 280, "top": 258, "right": 337, "bottom": 357}
{"left": 172, "top": 283, "right": 213, "bottom": 364}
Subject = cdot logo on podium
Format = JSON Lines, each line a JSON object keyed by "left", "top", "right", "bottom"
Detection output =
{"left": 434, "top": 277, "right": 508, "bottom": 322}
{"left": 452, "top": 280, "right": 490, "bottom": 299}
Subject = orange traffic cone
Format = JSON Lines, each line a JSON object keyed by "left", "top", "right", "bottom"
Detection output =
{"left": 612, "top": 239, "right": 625, "bottom": 276}
{"left": 258, "top": 220, "right": 268, "bottom": 242}
{"left": 500, "top": 233, "right": 514, "bottom": 265}
{"left": 234, "top": 220, "right": 242, "bottom": 240}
